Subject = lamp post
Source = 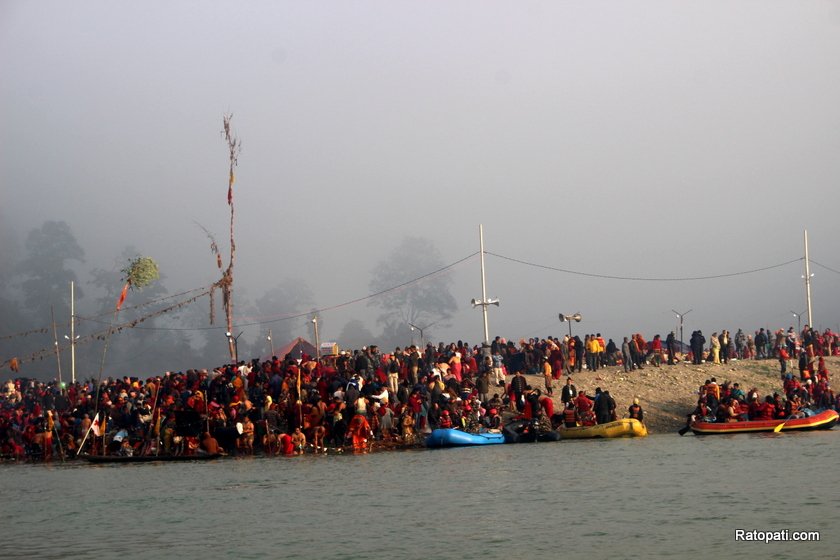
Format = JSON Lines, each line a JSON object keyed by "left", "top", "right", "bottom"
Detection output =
{"left": 409, "top": 320, "right": 440, "bottom": 348}
{"left": 312, "top": 317, "right": 321, "bottom": 360}
{"left": 64, "top": 334, "right": 80, "bottom": 384}
{"left": 51, "top": 305, "right": 62, "bottom": 387}
{"left": 558, "top": 313, "right": 582, "bottom": 338}
{"left": 266, "top": 329, "right": 274, "bottom": 357}
{"left": 790, "top": 310, "right": 806, "bottom": 335}
{"left": 69, "top": 280, "right": 76, "bottom": 384}
{"left": 803, "top": 230, "right": 814, "bottom": 328}
{"left": 226, "top": 331, "right": 243, "bottom": 363}
{"left": 672, "top": 309, "right": 692, "bottom": 353}
{"left": 472, "top": 224, "right": 499, "bottom": 344}
{"left": 408, "top": 324, "right": 420, "bottom": 347}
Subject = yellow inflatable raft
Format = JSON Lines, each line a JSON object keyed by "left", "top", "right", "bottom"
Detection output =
{"left": 559, "top": 418, "right": 648, "bottom": 439}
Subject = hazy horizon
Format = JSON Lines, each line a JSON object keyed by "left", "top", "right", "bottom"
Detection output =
{"left": 2, "top": 1, "right": 839, "bottom": 378}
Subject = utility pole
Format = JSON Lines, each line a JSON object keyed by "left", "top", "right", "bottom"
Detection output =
{"left": 312, "top": 317, "right": 321, "bottom": 360}
{"left": 471, "top": 224, "right": 499, "bottom": 344}
{"left": 479, "top": 224, "right": 489, "bottom": 343}
{"left": 672, "top": 309, "right": 692, "bottom": 353}
{"left": 409, "top": 321, "right": 439, "bottom": 349}
{"left": 804, "top": 229, "right": 814, "bottom": 329}
{"left": 51, "top": 305, "right": 62, "bottom": 387}
{"left": 70, "top": 280, "right": 76, "bottom": 384}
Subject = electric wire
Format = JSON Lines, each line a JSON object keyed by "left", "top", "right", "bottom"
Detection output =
{"left": 128, "top": 251, "right": 480, "bottom": 330}
{"left": 811, "top": 260, "right": 840, "bottom": 276}
{"left": 485, "top": 251, "right": 803, "bottom": 281}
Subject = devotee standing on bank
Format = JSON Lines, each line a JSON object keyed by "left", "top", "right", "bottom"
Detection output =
{"left": 622, "top": 337, "right": 633, "bottom": 373}
{"left": 666, "top": 331, "right": 677, "bottom": 365}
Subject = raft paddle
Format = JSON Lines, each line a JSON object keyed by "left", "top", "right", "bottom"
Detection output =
{"left": 773, "top": 416, "right": 792, "bottom": 433}
{"left": 678, "top": 425, "right": 691, "bottom": 436}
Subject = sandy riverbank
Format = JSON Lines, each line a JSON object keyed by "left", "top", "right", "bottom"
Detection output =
{"left": 509, "top": 356, "right": 839, "bottom": 434}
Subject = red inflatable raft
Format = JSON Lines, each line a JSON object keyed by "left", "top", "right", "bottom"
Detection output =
{"left": 690, "top": 409, "right": 839, "bottom": 435}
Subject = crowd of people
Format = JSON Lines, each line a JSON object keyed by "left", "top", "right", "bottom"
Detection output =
{"left": 687, "top": 326, "right": 840, "bottom": 366}
{"left": 1, "top": 324, "right": 837, "bottom": 461}
{"left": 686, "top": 325, "right": 838, "bottom": 425}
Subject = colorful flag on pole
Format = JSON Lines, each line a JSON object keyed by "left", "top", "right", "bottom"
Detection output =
{"left": 116, "top": 282, "right": 129, "bottom": 311}
{"left": 227, "top": 171, "right": 235, "bottom": 205}
{"left": 91, "top": 412, "right": 102, "bottom": 437}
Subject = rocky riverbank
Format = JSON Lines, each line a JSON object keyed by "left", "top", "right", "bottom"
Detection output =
{"left": 513, "top": 356, "right": 839, "bottom": 434}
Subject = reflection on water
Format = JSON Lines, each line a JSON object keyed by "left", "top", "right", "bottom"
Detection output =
{"left": 1, "top": 432, "right": 838, "bottom": 559}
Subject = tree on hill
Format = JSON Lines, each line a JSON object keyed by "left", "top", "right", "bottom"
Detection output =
{"left": 338, "top": 319, "right": 376, "bottom": 351}
{"left": 368, "top": 236, "right": 456, "bottom": 347}
{"left": 18, "top": 221, "right": 84, "bottom": 326}
{"left": 233, "top": 278, "right": 315, "bottom": 362}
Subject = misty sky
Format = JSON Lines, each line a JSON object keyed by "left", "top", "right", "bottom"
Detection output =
{"left": 2, "top": 1, "right": 839, "bottom": 354}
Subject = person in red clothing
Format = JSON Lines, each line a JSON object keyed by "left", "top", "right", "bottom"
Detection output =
{"left": 562, "top": 401, "right": 577, "bottom": 428}
{"left": 574, "top": 390, "right": 593, "bottom": 414}
{"left": 817, "top": 357, "right": 830, "bottom": 382}
{"left": 465, "top": 352, "right": 478, "bottom": 381}
{"left": 651, "top": 335, "right": 663, "bottom": 367}
{"left": 753, "top": 396, "right": 776, "bottom": 420}
{"left": 191, "top": 390, "right": 207, "bottom": 415}
{"left": 783, "top": 374, "right": 800, "bottom": 399}
{"left": 279, "top": 432, "right": 295, "bottom": 456}
{"left": 448, "top": 352, "right": 463, "bottom": 382}
{"left": 574, "top": 391, "right": 595, "bottom": 426}
{"left": 346, "top": 413, "right": 371, "bottom": 453}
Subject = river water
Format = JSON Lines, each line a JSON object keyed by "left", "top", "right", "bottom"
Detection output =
{"left": 1, "top": 431, "right": 837, "bottom": 559}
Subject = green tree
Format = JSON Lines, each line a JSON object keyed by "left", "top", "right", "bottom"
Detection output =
{"left": 235, "top": 279, "right": 315, "bottom": 361}
{"left": 337, "top": 319, "right": 376, "bottom": 351}
{"left": 18, "top": 220, "right": 84, "bottom": 327}
{"left": 368, "top": 237, "right": 456, "bottom": 347}
{"left": 0, "top": 217, "right": 30, "bottom": 348}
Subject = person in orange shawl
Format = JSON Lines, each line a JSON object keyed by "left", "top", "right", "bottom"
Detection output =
{"left": 346, "top": 413, "right": 371, "bottom": 453}
{"left": 567, "top": 336, "right": 576, "bottom": 372}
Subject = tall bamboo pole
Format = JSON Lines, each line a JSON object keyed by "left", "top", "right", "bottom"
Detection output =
{"left": 222, "top": 115, "right": 240, "bottom": 363}
{"left": 51, "top": 305, "right": 62, "bottom": 387}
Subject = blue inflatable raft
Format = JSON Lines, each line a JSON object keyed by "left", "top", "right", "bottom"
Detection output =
{"left": 426, "top": 428, "right": 506, "bottom": 448}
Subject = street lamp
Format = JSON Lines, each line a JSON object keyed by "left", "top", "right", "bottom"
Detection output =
{"left": 672, "top": 309, "right": 692, "bottom": 353}
{"left": 311, "top": 317, "right": 321, "bottom": 360}
{"left": 473, "top": 224, "right": 499, "bottom": 344}
{"left": 68, "top": 280, "right": 76, "bottom": 384}
{"left": 266, "top": 329, "right": 274, "bottom": 357}
{"left": 64, "top": 334, "right": 80, "bottom": 384}
{"left": 226, "top": 331, "right": 243, "bottom": 363}
{"left": 800, "top": 271, "right": 814, "bottom": 330}
{"left": 409, "top": 320, "right": 440, "bottom": 348}
{"left": 802, "top": 230, "right": 814, "bottom": 329}
{"left": 790, "top": 310, "right": 806, "bottom": 334}
{"left": 558, "top": 313, "right": 582, "bottom": 338}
